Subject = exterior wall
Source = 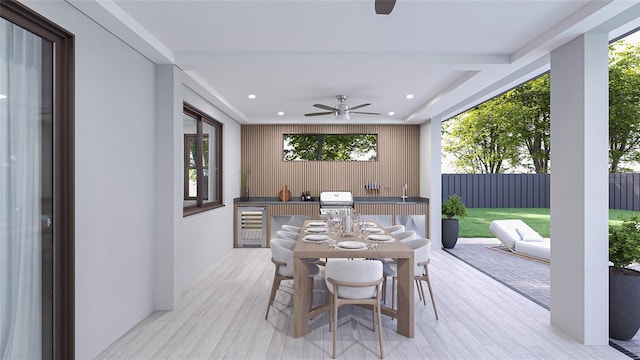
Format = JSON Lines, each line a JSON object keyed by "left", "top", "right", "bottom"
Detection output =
{"left": 19, "top": 2, "right": 243, "bottom": 359}
{"left": 20, "top": 1, "right": 156, "bottom": 358}
{"left": 241, "top": 124, "right": 420, "bottom": 199}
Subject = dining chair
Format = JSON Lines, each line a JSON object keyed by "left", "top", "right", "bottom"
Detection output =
{"left": 265, "top": 238, "right": 320, "bottom": 320}
{"left": 383, "top": 224, "right": 405, "bottom": 234}
{"left": 325, "top": 259, "right": 384, "bottom": 359}
{"left": 282, "top": 224, "right": 302, "bottom": 234}
{"left": 392, "top": 231, "right": 416, "bottom": 243}
{"left": 382, "top": 238, "right": 438, "bottom": 320}
{"left": 276, "top": 230, "right": 299, "bottom": 241}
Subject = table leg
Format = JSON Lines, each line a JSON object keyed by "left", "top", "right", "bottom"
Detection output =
{"left": 395, "top": 256, "right": 414, "bottom": 338}
{"left": 293, "top": 257, "right": 311, "bottom": 338}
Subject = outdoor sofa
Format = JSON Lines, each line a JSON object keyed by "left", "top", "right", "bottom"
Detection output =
{"left": 488, "top": 219, "right": 550, "bottom": 261}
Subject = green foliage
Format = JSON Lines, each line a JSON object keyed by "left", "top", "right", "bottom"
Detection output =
{"left": 609, "top": 40, "right": 640, "bottom": 172}
{"left": 442, "top": 194, "right": 467, "bottom": 219}
{"left": 503, "top": 73, "right": 551, "bottom": 174}
{"left": 443, "top": 100, "right": 521, "bottom": 173}
{"left": 609, "top": 216, "right": 640, "bottom": 269}
{"left": 283, "top": 134, "right": 377, "bottom": 161}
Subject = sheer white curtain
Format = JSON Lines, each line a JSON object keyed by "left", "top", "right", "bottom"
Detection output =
{"left": 0, "top": 18, "right": 43, "bottom": 359}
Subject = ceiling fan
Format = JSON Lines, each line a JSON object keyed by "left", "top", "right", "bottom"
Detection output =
{"left": 375, "top": 0, "right": 396, "bottom": 15}
{"left": 304, "top": 95, "right": 381, "bottom": 120}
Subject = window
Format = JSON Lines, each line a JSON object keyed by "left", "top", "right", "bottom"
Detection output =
{"left": 283, "top": 134, "right": 378, "bottom": 161}
{"left": 183, "top": 103, "right": 223, "bottom": 215}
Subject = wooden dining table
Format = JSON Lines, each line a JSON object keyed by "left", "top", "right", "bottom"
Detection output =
{"left": 293, "top": 219, "right": 415, "bottom": 338}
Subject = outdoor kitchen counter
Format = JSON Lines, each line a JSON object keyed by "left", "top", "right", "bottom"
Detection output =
{"left": 233, "top": 196, "right": 429, "bottom": 204}
{"left": 233, "top": 197, "right": 430, "bottom": 247}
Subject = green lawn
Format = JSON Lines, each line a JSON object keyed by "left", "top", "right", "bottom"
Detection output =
{"left": 458, "top": 208, "right": 640, "bottom": 238}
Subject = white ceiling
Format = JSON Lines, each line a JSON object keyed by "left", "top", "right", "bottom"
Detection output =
{"left": 69, "top": 0, "right": 640, "bottom": 125}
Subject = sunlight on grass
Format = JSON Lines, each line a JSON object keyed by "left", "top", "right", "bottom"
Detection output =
{"left": 459, "top": 208, "right": 640, "bottom": 238}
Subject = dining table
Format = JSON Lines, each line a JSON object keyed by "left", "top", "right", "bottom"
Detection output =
{"left": 292, "top": 219, "right": 415, "bottom": 338}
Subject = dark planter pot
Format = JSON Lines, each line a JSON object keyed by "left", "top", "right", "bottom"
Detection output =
{"left": 610, "top": 267, "right": 640, "bottom": 340}
{"left": 442, "top": 218, "right": 459, "bottom": 249}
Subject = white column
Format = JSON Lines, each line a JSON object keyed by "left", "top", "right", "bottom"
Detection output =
{"left": 154, "top": 64, "right": 182, "bottom": 309}
{"left": 549, "top": 33, "right": 609, "bottom": 344}
{"left": 421, "top": 118, "right": 442, "bottom": 249}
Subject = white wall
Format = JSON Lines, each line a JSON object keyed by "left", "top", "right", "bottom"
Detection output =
{"left": 20, "top": 1, "right": 157, "bottom": 358}
{"left": 19, "top": 2, "right": 242, "bottom": 359}
{"left": 178, "top": 85, "right": 240, "bottom": 298}
{"left": 420, "top": 119, "right": 442, "bottom": 249}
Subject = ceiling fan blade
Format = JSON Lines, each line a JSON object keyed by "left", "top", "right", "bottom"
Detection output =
{"left": 375, "top": 0, "right": 396, "bottom": 15}
{"left": 348, "top": 103, "right": 371, "bottom": 111}
{"left": 351, "top": 111, "right": 382, "bottom": 115}
{"left": 304, "top": 111, "right": 334, "bottom": 117}
{"left": 313, "top": 104, "right": 337, "bottom": 111}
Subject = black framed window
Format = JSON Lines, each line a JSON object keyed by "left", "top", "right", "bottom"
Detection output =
{"left": 183, "top": 103, "right": 223, "bottom": 215}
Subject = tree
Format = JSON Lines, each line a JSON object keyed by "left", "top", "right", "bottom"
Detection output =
{"left": 609, "top": 40, "right": 640, "bottom": 172}
{"left": 443, "top": 99, "right": 521, "bottom": 173}
{"left": 503, "top": 74, "right": 551, "bottom": 173}
{"left": 283, "top": 134, "right": 377, "bottom": 161}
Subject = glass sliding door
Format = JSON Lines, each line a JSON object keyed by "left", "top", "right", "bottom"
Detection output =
{"left": 0, "top": 16, "right": 52, "bottom": 359}
{"left": 0, "top": 2, "right": 74, "bottom": 359}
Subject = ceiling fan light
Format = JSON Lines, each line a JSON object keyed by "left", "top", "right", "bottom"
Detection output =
{"left": 335, "top": 113, "right": 350, "bottom": 121}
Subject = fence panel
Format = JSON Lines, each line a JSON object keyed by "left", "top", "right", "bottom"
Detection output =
{"left": 443, "top": 173, "right": 639, "bottom": 210}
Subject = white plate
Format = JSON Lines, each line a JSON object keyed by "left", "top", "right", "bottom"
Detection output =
{"left": 361, "top": 221, "right": 377, "bottom": 227}
{"left": 368, "top": 234, "right": 393, "bottom": 242}
{"left": 338, "top": 241, "right": 367, "bottom": 250}
{"left": 306, "top": 227, "right": 328, "bottom": 233}
{"left": 308, "top": 221, "right": 327, "bottom": 227}
{"left": 303, "top": 234, "right": 329, "bottom": 242}
{"left": 366, "top": 228, "right": 384, "bottom": 233}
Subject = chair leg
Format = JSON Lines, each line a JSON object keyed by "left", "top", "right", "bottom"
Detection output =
{"left": 382, "top": 277, "right": 387, "bottom": 304}
{"left": 391, "top": 277, "right": 396, "bottom": 313}
{"left": 332, "top": 295, "right": 338, "bottom": 359}
{"left": 416, "top": 279, "right": 424, "bottom": 302}
{"left": 265, "top": 273, "right": 281, "bottom": 320}
{"left": 376, "top": 295, "right": 384, "bottom": 359}
{"left": 424, "top": 272, "right": 439, "bottom": 320}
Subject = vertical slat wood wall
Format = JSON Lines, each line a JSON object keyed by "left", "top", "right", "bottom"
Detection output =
{"left": 241, "top": 125, "right": 420, "bottom": 198}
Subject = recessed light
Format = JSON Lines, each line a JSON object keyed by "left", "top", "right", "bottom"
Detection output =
{"left": 248, "top": 94, "right": 256, "bottom": 99}
{"left": 0, "top": 94, "right": 6, "bottom": 99}
{"left": 405, "top": 94, "right": 414, "bottom": 99}
{"left": 277, "top": 111, "right": 284, "bottom": 116}
{"left": 388, "top": 112, "right": 395, "bottom": 116}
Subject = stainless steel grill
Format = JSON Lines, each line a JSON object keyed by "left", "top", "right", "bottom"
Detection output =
{"left": 319, "top": 191, "right": 354, "bottom": 216}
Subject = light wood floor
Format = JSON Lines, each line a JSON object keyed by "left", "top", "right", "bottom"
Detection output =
{"left": 95, "top": 248, "right": 627, "bottom": 359}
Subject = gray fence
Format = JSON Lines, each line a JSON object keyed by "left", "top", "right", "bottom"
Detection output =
{"left": 443, "top": 173, "right": 640, "bottom": 211}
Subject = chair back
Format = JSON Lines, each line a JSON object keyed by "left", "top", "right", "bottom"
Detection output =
{"left": 394, "top": 231, "right": 416, "bottom": 242}
{"left": 325, "top": 259, "right": 382, "bottom": 299}
{"left": 281, "top": 224, "right": 302, "bottom": 234}
{"left": 270, "top": 238, "right": 295, "bottom": 276}
{"left": 276, "top": 230, "right": 299, "bottom": 241}
{"left": 384, "top": 224, "right": 405, "bottom": 234}
{"left": 403, "top": 238, "right": 431, "bottom": 275}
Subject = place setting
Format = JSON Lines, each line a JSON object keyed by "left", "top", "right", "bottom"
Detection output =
{"left": 302, "top": 234, "right": 330, "bottom": 243}
{"left": 367, "top": 234, "right": 394, "bottom": 242}
{"left": 305, "top": 226, "right": 328, "bottom": 234}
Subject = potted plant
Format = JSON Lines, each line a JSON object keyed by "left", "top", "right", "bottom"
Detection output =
{"left": 240, "top": 166, "right": 251, "bottom": 200}
{"left": 609, "top": 216, "right": 640, "bottom": 340}
{"left": 441, "top": 194, "right": 467, "bottom": 249}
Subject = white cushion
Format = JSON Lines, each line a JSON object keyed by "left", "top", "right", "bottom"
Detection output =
{"left": 489, "top": 219, "right": 544, "bottom": 249}
{"left": 514, "top": 239, "right": 550, "bottom": 261}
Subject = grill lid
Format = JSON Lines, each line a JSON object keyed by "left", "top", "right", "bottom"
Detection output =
{"left": 319, "top": 191, "right": 353, "bottom": 207}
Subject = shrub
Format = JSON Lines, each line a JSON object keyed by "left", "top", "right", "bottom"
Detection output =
{"left": 442, "top": 194, "right": 467, "bottom": 219}
{"left": 609, "top": 215, "right": 640, "bottom": 269}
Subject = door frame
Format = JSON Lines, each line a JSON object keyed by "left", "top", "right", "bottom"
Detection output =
{"left": 1, "top": 1, "right": 75, "bottom": 359}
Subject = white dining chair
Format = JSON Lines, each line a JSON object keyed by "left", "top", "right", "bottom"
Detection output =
{"left": 282, "top": 224, "right": 302, "bottom": 234}
{"left": 392, "top": 231, "right": 416, "bottom": 243}
{"left": 383, "top": 224, "right": 405, "bottom": 234}
{"left": 325, "top": 259, "right": 384, "bottom": 359}
{"left": 382, "top": 238, "right": 438, "bottom": 320}
{"left": 276, "top": 230, "right": 299, "bottom": 241}
{"left": 265, "top": 238, "right": 320, "bottom": 320}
